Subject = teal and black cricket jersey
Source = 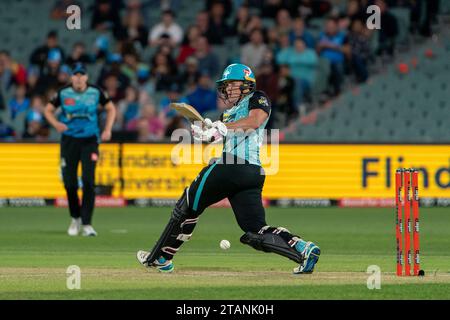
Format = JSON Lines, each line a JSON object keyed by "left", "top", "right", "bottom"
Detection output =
{"left": 50, "top": 84, "right": 111, "bottom": 139}
{"left": 220, "top": 90, "right": 271, "bottom": 165}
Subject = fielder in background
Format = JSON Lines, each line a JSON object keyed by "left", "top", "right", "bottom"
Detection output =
{"left": 137, "top": 63, "right": 320, "bottom": 274}
{"left": 44, "top": 63, "right": 116, "bottom": 236}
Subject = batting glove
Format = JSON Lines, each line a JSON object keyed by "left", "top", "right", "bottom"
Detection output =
{"left": 203, "top": 121, "right": 228, "bottom": 143}
{"left": 191, "top": 123, "right": 204, "bottom": 142}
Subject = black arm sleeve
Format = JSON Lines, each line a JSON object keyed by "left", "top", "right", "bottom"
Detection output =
{"left": 49, "top": 90, "right": 61, "bottom": 108}
{"left": 92, "top": 85, "right": 112, "bottom": 107}
{"left": 248, "top": 90, "right": 271, "bottom": 115}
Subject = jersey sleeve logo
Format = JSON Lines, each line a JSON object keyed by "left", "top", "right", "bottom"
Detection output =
{"left": 258, "top": 96, "right": 269, "bottom": 107}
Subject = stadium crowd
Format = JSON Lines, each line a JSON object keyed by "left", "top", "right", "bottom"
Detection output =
{"left": 0, "top": 0, "right": 439, "bottom": 142}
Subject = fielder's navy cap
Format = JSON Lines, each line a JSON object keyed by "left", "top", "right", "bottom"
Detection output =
{"left": 72, "top": 63, "right": 87, "bottom": 75}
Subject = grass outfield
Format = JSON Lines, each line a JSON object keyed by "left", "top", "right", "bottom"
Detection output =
{"left": 0, "top": 207, "right": 449, "bottom": 299}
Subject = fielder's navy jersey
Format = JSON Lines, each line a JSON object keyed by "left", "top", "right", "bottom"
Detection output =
{"left": 50, "top": 84, "right": 110, "bottom": 139}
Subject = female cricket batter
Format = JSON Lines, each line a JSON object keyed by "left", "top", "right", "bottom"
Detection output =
{"left": 137, "top": 63, "right": 320, "bottom": 274}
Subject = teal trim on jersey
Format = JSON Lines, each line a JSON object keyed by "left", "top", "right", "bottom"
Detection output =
{"left": 193, "top": 162, "right": 218, "bottom": 211}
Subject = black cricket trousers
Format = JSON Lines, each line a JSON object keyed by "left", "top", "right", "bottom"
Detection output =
{"left": 60, "top": 135, "right": 98, "bottom": 225}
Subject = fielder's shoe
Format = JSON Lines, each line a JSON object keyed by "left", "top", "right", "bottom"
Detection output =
{"left": 81, "top": 225, "right": 98, "bottom": 237}
{"left": 67, "top": 218, "right": 81, "bottom": 236}
{"left": 136, "top": 250, "right": 174, "bottom": 273}
{"left": 293, "top": 239, "right": 320, "bottom": 274}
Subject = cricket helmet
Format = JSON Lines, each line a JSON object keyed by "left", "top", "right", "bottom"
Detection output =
{"left": 216, "top": 63, "right": 256, "bottom": 101}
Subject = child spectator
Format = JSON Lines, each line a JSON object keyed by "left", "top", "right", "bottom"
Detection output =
{"left": 8, "top": 85, "right": 30, "bottom": 120}
{"left": 23, "top": 95, "right": 49, "bottom": 140}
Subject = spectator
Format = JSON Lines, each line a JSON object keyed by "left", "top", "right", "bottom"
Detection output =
{"left": 244, "top": 15, "right": 265, "bottom": 44}
{"left": 298, "top": 0, "right": 332, "bottom": 21}
{"left": 206, "top": 0, "right": 233, "bottom": 20}
{"left": 34, "top": 48, "right": 63, "bottom": 95}
{"left": 275, "top": 32, "right": 292, "bottom": 59}
{"left": 278, "top": 38, "right": 318, "bottom": 109}
{"left": 186, "top": 71, "right": 217, "bottom": 115}
{"left": 233, "top": 5, "right": 251, "bottom": 44}
{"left": 277, "top": 64, "right": 296, "bottom": 118}
{"left": 164, "top": 115, "right": 187, "bottom": 138}
{"left": 51, "top": 0, "right": 82, "bottom": 20}
{"left": 151, "top": 51, "right": 179, "bottom": 92}
{"left": 346, "top": 0, "right": 366, "bottom": 23}
{"left": 23, "top": 95, "right": 49, "bottom": 140}
{"left": 91, "top": 0, "right": 122, "bottom": 34}
{"left": 376, "top": 0, "right": 398, "bottom": 57}
{"left": 148, "top": 9, "right": 183, "bottom": 48}
{"left": 0, "top": 50, "right": 27, "bottom": 92}
{"left": 206, "top": 1, "right": 232, "bottom": 45}
{"left": 241, "top": 28, "right": 268, "bottom": 71}
{"left": 348, "top": 19, "right": 371, "bottom": 83}
{"left": 274, "top": 9, "right": 293, "bottom": 37}
{"left": 117, "top": 9, "right": 148, "bottom": 49}
{"left": 266, "top": 27, "right": 281, "bottom": 52}
{"left": 66, "top": 42, "right": 94, "bottom": 66}
{"left": 57, "top": 65, "right": 72, "bottom": 88}
{"left": 117, "top": 86, "right": 140, "bottom": 130}
{"left": 0, "top": 118, "right": 15, "bottom": 140}
{"left": 136, "top": 64, "right": 155, "bottom": 98}
{"left": 121, "top": 51, "right": 141, "bottom": 83}
{"left": 127, "top": 103, "right": 165, "bottom": 141}
{"left": 160, "top": 82, "right": 189, "bottom": 117}
{"left": 93, "top": 34, "right": 110, "bottom": 61}
{"left": 195, "top": 10, "right": 210, "bottom": 36}
{"left": 102, "top": 73, "right": 125, "bottom": 103}
{"left": 8, "top": 85, "right": 30, "bottom": 120}
{"left": 97, "top": 53, "right": 130, "bottom": 92}
{"left": 25, "top": 66, "right": 40, "bottom": 97}
{"left": 261, "top": 0, "right": 285, "bottom": 19}
{"left": 177, "top": 25, "right": 201, "bottom": 65}
{"left": 180, "top": 57, "right": 201, "bottom": 93}
{"left": 289, "top": 17, "right": 315, "bottom": 49}
{"left": 255, "top": 61, "right": 279, "bottom": 112}
{"left": 317, "top": 18, "right": 348, "bottom": 97}
{"left": 29, "top": 31, "right": 65, "bottom": 72}
{"left": 193, "top": 36, "right": 220, "bottom": 78}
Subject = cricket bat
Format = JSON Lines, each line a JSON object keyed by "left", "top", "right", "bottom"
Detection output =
{"left": 170, "top": 103, "right": 205, "bottom": 124}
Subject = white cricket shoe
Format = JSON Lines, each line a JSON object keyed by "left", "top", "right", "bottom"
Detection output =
{"left": 67, "top": 218, "right": 81, "bottom": 236}
{"left": 82, "top": 225, "right": 98, "bottom": 237}
{"left": 136, "top": 250, "right": 174, "bottom": 272}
